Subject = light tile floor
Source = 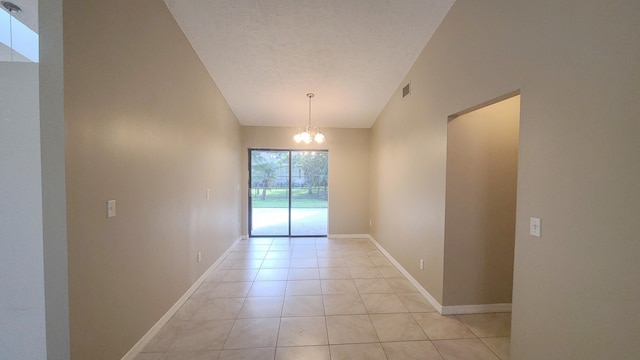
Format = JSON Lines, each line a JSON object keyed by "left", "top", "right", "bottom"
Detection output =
{"left": 135, "top": 237, "right": 511, "bottom": 360}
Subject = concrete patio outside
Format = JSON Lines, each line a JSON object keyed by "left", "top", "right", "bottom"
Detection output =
{"left": 251, "top": 208, "right": 328, "bottom": 236}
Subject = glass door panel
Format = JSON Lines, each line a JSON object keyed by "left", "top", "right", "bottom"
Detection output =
{"left": 291, "top": 151, "right": 328, "bottom": 236}
{"left": 249, "top": 150, "right": 290, "bottom": 236}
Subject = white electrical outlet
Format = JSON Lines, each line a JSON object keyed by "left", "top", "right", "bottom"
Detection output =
{"left": 530, "top": 217, "right": 541, "bottom": 237}
{"left": 419, "top": 259, "right": 424, "bottom": 270}
{"left": 369, "top": 219, "right": 372, "bottom": 227}
{"left": 197, "top": 252, "right": 202, "bottom": 263}
{"left": 106, "top": 200, "right": 116, "bottom": 218}
{"left": 206, "top": 188, "right": 210, "bottom": 200}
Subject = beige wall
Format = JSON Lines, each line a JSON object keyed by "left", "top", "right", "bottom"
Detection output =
{"left": 443, "top": 95, "right": 520, "bottom": 306}
{"left": 371, "top": 0, "right": 640, "bottom": 358}
{"left": 64, "top": 0, "right": 242, "bottom": 358}
{"left": 242, "top": 127, "right": 370, "bottom": 236}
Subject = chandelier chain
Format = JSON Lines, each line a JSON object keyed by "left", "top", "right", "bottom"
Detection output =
{"left": 308, "top": 94, "right": 311, "bottom": 127}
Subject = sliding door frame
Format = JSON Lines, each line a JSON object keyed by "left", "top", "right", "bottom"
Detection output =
{"left": 248, "top": 148, "right": 328, "bottom": 238}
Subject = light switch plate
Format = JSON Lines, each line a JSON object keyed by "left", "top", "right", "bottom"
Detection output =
{"left": 107, "top": 200, "right": 116, "bottom": 218}
{"left": 530, "top": 217, "right": 541, "bottom": 237}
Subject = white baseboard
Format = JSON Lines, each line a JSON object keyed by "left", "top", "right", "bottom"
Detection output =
{"left": 441, "top": 303, "right": 512, "bottom": 315}
{"left": 121, "top": 236, "right": 242, "bottom": 360}
{"left": 367, "top": 234, "right": 511, "bottom": 316}
{"left": 367, "top": 235, "right": 444, "bottom": 314}
{"left": 328, "top": 234, "right": 370, "bottom": 239}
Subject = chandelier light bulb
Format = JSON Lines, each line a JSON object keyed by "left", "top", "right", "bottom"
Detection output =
{"left": 301, "top": 130, "right": 312, "bottom": 144}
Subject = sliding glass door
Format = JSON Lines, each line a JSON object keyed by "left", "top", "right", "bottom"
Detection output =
{"left": 249, "top": 149, "right": 328, "bottom": 237}
{"left": 250, "top": 150, "right": 290, "bottom": 236}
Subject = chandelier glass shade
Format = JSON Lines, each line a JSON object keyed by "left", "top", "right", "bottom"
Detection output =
{"left": 294, "top": 93, "right": 325, "bottom": 144}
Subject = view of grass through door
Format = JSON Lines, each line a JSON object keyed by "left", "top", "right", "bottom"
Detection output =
{"left": 250, "top": 149, "right": 328, "bottom": 236}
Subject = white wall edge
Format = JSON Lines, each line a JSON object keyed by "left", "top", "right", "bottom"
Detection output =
{"left": 367, "top": 235, "right": 444, "bottom": 314}
{"left": 441, "top": 303, "right": 512, "bottom": 315}
{"left": 328, "top": 234, "right": 370, "bottom": 239}
{"left": 121, "top": 236, "right": 242, "bottom": 360}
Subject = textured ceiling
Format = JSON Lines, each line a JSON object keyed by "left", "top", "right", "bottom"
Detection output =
{"left": 163, "top": 0, "right": 454, "bottom": 128}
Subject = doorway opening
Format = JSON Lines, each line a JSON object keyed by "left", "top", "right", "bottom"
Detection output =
{"left": 249, "top": 149, "right": 328, "bottom": 237}
{"left": 443, "top": 91, "right": 520, "bottom": 308}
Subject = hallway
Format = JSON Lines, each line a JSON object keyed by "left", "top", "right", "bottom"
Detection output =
{"left": 134, "top": 237, "right": 510, "bottom": 360}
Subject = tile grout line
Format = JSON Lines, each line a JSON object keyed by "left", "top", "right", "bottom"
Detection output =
{"left": 273, "top": 238, "right": 290, "bottom": 353}
{"left": 139, "top": 237, "right": 508, "bottom": 359}
{"left": 318, "top": 241, "right": 333, "bottom": 357}
{"left": 218, "top": 241, "right": 250, "bottom": 355}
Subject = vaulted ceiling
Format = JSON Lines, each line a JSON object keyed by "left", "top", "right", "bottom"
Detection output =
{"left": 164, "top": 0, "right": 454, "bottom": 128}
{"left": 1, "top": 0, "right": 37, "bottom": 31}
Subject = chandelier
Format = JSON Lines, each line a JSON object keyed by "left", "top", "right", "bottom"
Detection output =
{"left": 294, "top": 93, "right": 325, "bottom": 144}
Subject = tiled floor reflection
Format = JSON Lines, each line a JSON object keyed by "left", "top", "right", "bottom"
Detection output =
{"left": 135, "top": 237, "right": 511, "bottom": 360}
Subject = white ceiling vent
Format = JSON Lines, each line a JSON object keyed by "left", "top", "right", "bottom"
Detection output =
{"left": 402, "top": 82, "right": 411, "bottom": 98}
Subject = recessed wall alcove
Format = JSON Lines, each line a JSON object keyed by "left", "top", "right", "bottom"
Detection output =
{"left": 444, "top": 93, "right": 521, "bottom": 308}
